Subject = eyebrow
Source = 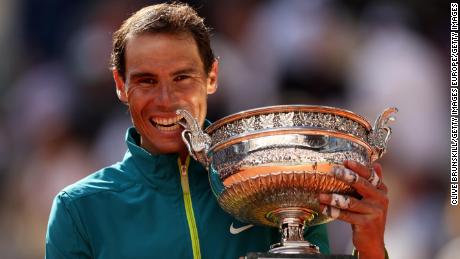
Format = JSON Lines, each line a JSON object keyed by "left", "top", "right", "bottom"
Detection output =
{"left": 128, "top": 67, "right": 201, "bottom": 81}
{"left": 171, "top": 67, "right": 200, "bottom": 76}
{"left": 129, "top": 72, "right": 156, "bottom": 81}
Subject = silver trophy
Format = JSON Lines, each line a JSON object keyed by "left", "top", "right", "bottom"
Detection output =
{"left": 177, "top": 105, "right": 397, "bottom": 256}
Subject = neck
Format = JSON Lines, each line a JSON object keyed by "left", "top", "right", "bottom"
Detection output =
{"left": 139, "top": 137, "right": 189, "bottom": 163}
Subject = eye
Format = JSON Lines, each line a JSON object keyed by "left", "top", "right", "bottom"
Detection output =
{"left": 139, "top": 78, "right": 157, "bottom": 85}
{"left": 174, "top": 75, "right": 190, "bottom": 82}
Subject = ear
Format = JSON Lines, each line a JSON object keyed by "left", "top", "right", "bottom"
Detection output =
{"left": 206, "top": 60, "right": 218, "bottom": 95}
{"left": 113, "top": 70, "right": 128, "bottom": 103}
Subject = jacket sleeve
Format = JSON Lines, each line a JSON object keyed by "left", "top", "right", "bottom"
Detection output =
{"left": 45, "top": 192, "right": 92, "bottom": 259}
{"left": 304, "top": 224, "right": 330, "bottom": 254}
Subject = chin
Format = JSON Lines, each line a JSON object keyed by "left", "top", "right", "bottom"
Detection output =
{"left": 157, "top": 142, "right": 187, "bottom": 155}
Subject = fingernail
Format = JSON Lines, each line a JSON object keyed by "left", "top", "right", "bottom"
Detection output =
{"left": 321, "top": 206, "right": 328, "bottom": 216}
{"left": 321, "top": 205, "right": 340, "bottom": 219}
{"left": 331, "top": 166, "right": 344, "bottom": 176}
{"left": 331, "top": 193, "right": 351, "bottom": 209}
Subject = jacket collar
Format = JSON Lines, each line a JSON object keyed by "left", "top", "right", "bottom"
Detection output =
{"left": 121, "top": 126, "right": 210, "bottom": 193}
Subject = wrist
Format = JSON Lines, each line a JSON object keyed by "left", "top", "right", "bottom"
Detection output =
{"left": 355, "top": 245, "right": 387, "bottom": 259}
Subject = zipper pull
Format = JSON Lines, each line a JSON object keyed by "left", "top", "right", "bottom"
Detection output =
{"left": 178, "top": 156, "right": 190, "bottom": 176}
{"left": 181, "top": 165, "right": 187, "bottom": 176}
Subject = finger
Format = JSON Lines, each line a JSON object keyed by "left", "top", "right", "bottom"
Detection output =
{"left": 319, "top": 193, "right": 374, "bottom": 213}
{"left": 331, "top": 166, "right": 359, "bottom": 184}
{"left": 345, "top": 161, "right": 387, "bottom": 190}
{"left": 331, "top": 166, "right": 384, "bottom": 199}
{"left": 344, "top": 160, "right": 371, "bottom": 179}
{"left": 371, "top": 163, "right": 389, "bottom": 193}
{"left": 320, "top": 204, "right": 341, "bottom": 219}
{"left": 319, "top": 205, "right": 364, "bottom": 225}
{"left": 346, "top": 161, "right": 388, "bottom": 194}
{"left": 367, "top": 168, "right": 382, "bottom": 187}
{"left": 372, "top": 162, "right": 383, "bottom": 179}
{"left": 378, "top": 181, "right": 388, "bottom": 193}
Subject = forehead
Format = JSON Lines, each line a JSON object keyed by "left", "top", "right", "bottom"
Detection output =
{"left": 124, "top": 32, "right": 203, "bottom": 73}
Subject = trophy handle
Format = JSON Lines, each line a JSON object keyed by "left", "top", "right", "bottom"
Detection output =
{"left": 369, "top": 107, "right": 398, "bottom": 162}
{"left": 176, "top": 109, "right": 211, "bottom": 168}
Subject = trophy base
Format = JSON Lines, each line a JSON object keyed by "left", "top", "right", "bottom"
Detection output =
{"left": 269, "top": 241, "right": 320, "bottom": 254}
{"left": 243, "top": 253, "right": 356, "bottom": 259}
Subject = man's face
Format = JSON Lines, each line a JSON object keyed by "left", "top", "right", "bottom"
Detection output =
{"left": 113, "top": 33, "right": 217, "bottom": 155}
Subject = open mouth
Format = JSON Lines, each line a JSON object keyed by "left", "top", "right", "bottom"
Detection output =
{"left": 150, "top": 114, "right": 186, "bottom": 132}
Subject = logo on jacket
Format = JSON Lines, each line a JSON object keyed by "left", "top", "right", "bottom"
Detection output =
{"left": 229, "top": 222, "right": 254, "bottom": 234}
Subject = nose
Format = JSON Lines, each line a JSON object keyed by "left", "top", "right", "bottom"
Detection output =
{"left": 155, "top": 81, "right": 174, "bottom": 107}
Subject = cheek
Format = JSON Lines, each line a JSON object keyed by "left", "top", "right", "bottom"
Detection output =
{"left": 127, "top": 86, "right": 147, "bottom": 101}
{"left": 189, "top": 88, "right": 207, "bottom": 105}
{"left": 191, "top": 89, "right": 208, "bottom": 121}
{"left": 178, "top": 85, "right": 204, "bottom": 104}
{"left": 127, "top": 89, "right": 150, "bottom": 116}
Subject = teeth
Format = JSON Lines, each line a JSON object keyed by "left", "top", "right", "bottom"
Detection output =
{"left": 152, "top": 115, "right": 183, "bottom": 126}
{"left": 156, "top": 124, "right": 180, "bottom": 131}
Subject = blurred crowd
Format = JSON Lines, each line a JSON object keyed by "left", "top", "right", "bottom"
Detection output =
{"left": 0, "top": 1, "right": 455, "bottom": 258}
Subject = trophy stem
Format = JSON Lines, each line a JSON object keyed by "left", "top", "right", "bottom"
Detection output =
{"left": 267, "top": 207, "right": 320, "bottom": 254}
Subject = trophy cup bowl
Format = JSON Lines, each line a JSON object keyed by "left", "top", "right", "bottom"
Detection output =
{"left": 177, "top": 105, "right": 397, "bottom": 256}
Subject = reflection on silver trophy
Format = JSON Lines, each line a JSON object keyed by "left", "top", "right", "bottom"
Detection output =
{"left": 177, "top": 105, "right": 397, "bottom": 256}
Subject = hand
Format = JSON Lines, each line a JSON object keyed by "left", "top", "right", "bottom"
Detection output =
{"left": 319, "top": 161, "right": 388, "bottom": 259}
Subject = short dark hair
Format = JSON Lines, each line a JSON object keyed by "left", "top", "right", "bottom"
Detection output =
{"left": 110, "top": 2, "right": 215, "bottom": 79}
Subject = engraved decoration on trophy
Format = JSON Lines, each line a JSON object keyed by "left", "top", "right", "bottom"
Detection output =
{"left": 177, "top": 105, "right": 397, "bottom": 256}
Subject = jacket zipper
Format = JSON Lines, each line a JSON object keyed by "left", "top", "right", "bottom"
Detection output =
{"left": 178, "top": 156, "right": 201, "bottom": 259}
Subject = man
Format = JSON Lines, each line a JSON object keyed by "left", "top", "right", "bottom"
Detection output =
{"left": 46, "top": 3, "right": 388, "bottom": 259}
